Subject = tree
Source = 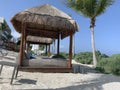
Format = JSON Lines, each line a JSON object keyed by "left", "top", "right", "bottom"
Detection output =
{"left": 0, "top": 20, "right": 8, "bottom": 31}
{"left": 0, "top": 20, "right": 12, "bottom": 42}
{"left": 66, "top": 0, "right": 114, "bottom": 67}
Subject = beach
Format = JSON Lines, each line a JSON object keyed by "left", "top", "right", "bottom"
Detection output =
{"left": 0, "top": 51, "right": 120, "bottom": 90}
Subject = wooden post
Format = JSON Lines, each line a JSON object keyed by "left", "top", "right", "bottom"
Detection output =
{"left": 24, "top": 30, "right": 27, "bottom": 51}
{"left": 26, "top": 43, "right": 30, "bottom": 53}
{"left": 19, "top": 23, "right": 26, "bottom": 65}
{"left": 53, "top": 39, "right": 55, "bottom": 54}
{"left": 48, "top": 44, "right": 51, "bottom": 57}
{"left": 68, "top": 31, "right": 73, "bottom": 68}
{"left": 73, "top": 34, "right": 75, "bottom": 57}
{"left": 45, "top": 44, "right": 47, "bottom": 55}
{"left": 57, "top": 34, "right": 60, "bottom": 55}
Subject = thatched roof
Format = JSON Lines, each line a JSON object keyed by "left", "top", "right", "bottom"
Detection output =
{"left": 11, "top": 4, "right": 79, "bottom": 39}
{"left": 26, "top": 35, "right": 53, "bottom": 44}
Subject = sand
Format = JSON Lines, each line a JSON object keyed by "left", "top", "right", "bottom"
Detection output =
{"left": 0, "top": 50, "right": 120, "bottom": 90}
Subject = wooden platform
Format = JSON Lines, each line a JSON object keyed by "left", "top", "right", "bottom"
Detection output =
{"left": 18, "top": 67, "right": 72, "bottom": 73}
{"left": 18, "top": 56, "right": 73, "bottom": 73}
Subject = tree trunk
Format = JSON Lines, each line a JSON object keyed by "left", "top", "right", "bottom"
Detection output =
{"left": 73, "top": 34, "right": 75, "bottom": 57}
{"left": 90, "top": 27, "right": 97, "bottom": 68}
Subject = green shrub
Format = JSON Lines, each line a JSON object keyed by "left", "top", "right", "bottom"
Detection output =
{"left": 51, "top": 52, "right": 68, "bottom": 59}
{"left": 111, "top": 59, "right": 120, "bottom": 75}
{"left": 97, "top": 54, "right": 120, "bottom": 75}
{"left": 110, "top": 54, "right": 120, "bottom": 75}
{"left": 96, "top": 58, "right": 109, "bottom": 73}
{"left": 74, "top": 52, "right": 93, "bottom": 64}
{"left": 59, "top": 52, "right": 69, "bottom": 59}
{"left": 74, "top": 51, "right": 107, "bottom": 64}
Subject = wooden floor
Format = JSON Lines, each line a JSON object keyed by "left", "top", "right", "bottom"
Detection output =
{"left": 19, "top": 56, "right": 72, "bottom": 73}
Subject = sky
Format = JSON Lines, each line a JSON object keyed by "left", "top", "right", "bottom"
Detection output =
{"left": 0, "top": 0, "right": 120, "bottom": 56}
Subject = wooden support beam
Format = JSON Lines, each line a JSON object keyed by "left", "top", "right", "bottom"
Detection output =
{"left": 26, "top": 43, "right": 30, "bottom": 53}
{"left": 68, "top": 31, "right": 73, "bottom": 68}
{"left": 24, "top": 29, "right": 27, "bottom": 50}
{"left": 48, "top": 44, "right": 51, "bottom": 57}
{"left": 26, "top": 28, "right": 58, "bottom": 39}
{"left": 53, "top": 40, "right": 55, "bottom": 54}
{"left": 19, "top": 22, "right": 26, "bottom": 65}
{"left": 45, "top": 44, "right": 48, "bottom": 55}
{"left": 26, "top": 41, "right": 51, "bottom": 45}
{"left": 57, "top": 34, "right": 60, "bottom": 55}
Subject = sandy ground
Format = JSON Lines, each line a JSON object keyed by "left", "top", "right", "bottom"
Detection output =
{"left": 0, "top": 51, "right": 120, "bottom": 90}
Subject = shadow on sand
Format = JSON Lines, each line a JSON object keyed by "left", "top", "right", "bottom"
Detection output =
{"left": 16, "top": 78, "right": 37, "bottom": 85}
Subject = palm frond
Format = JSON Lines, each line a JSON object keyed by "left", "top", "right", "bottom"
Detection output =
{"left": 66, "top": 0, "right": 85, "bottom": 15}
{"left": 66, "top": 0, "right": 114, "bottom": 19}
{"left": 81, "top": 0, "right": 97, "bottom": 18}
{"left": 95, "top": 0, "right": 114, "bottom": 17}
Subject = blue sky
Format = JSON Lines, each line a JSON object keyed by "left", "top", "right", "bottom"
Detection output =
{"left": 0, "top": 0, "right": 120, "bottom": 55}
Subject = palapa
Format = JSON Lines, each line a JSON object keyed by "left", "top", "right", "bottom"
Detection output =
{"left": 10, "top": 4, "right": 79, "bottom": 69}
{"left": 26, "top": 35, "right": 53, "bottom": 44}
{"left": 11, "top": 4, "right": 79, "bottom": 39}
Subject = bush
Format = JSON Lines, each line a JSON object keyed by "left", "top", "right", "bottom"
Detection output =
{"left": 59, "top": 52, "right": 69, "bottom": 59}
{"left": 111, "top": 59, "right": 120, "bottom": 75}
{"left": 96, "top": 58, "right": 109, "bottom": 73}
{"left": 74, "top": 51, "right": 107, "bottom": 64}
{"left": 74, "top": 52, "right": 93, "bottom": 64}
{"left": 51, "top": 52, "right": 68, "bottom": 59}
{"left": 109, "top": 54, "right": 120, "bottom": 75}
{"left": 97, "top": 54, "right": 120, "bottom": 75}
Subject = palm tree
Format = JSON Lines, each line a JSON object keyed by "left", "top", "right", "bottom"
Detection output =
{"left": 66, "top": 0, "right": 114, "bottom": 67}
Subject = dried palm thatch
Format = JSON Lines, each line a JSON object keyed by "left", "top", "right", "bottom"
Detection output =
{"left": 26, "top": 35, "right": 53, "bottom": 44}
{"left": 11, "top": 4, "right": 79, "bottom": 39}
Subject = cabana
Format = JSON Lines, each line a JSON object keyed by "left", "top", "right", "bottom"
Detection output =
{"left": 26, "top": 35, "right": 53, "bottom": 56}
{"left": 11, "top": 4, "right": 79, "bottom": 72}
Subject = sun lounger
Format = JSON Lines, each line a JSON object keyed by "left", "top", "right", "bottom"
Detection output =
{"left": 0, "top": 61, "right": 19, "bottom": 84}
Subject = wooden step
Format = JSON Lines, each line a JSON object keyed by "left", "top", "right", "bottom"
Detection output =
{"left": 19, "top": 67, "right": 72, "bottom": 73}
